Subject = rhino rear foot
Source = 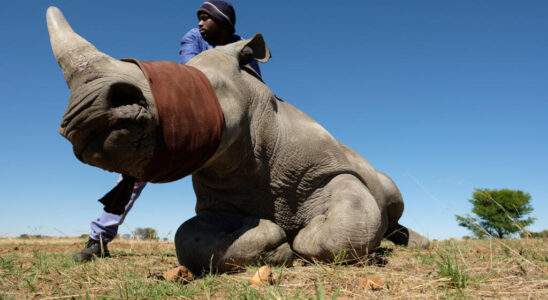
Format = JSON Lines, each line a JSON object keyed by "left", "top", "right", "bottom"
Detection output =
{"left": 175, "top": 211, "right": 293, "bottom": 274}
{"left": 385, "top": 223, "right": 430, "bottom": 249}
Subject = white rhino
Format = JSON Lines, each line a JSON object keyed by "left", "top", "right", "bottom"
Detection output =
{"left": 47, "top": 7, "right": 428, "bottom": 273}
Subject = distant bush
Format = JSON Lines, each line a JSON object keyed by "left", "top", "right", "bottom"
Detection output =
{"left": 19, "top": 234, "right": 45, "bottom": 239}
{"left": 133, "top": 227, "right": 159, "bottom": 240}
{"left": 521, "top": 230, "right": 548, "bottom": 239}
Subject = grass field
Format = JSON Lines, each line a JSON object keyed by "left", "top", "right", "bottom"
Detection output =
{"left": 0, "top": 237, "right": 547, "bottom": 299}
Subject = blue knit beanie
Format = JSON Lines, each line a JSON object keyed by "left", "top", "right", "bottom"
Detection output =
{"left": 197, "top": 1, "right": 236, "bottom": 32}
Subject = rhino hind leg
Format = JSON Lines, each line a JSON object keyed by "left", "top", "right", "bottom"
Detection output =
{"left": 376, "top": 170, "right": 404, "bottom": 230}
{"left": 376, "top": 170, "right": 430, "bottom": 249}
{"left": 292, "top": 174, "right": 387, "bottom": 261}
{"left": 175, "top": 211, "right": 293, "bottom": 274}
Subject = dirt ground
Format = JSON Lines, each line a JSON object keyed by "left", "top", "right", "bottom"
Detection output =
{"left": 1, "top": 237, "right": 547, "bottom": 299}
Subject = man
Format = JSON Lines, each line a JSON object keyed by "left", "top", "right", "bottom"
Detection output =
{"left": 73, "top": 0, "right": 261, "bottom": 262}
{"left": 179, "top": 0, "right": 261, "bottom": 74}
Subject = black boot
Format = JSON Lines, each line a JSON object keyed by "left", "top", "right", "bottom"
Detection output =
{"left": 73, "top": 237, "right": 110, "bottom": 262}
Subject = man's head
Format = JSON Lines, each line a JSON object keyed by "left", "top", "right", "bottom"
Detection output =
{"left": 197, "top": 0, "right": 236, "bottom": 46}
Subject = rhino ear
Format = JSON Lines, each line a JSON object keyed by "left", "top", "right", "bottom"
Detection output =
{"left": 238, "top": 33, "right": 271, "bottom": 66}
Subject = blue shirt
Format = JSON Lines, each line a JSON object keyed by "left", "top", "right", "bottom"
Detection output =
{"left": 179, "top": 28, "right": 261, "bottom": 76}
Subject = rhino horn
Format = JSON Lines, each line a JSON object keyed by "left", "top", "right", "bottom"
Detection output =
{"left": 46, "top": 6, "right": 114, "bottom": 89}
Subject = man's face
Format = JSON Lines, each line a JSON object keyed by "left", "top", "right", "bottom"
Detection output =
{"left": 198, "top": 13, "right": 223, "bottom": 44}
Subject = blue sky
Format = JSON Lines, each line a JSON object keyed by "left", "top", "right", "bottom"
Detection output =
{"left": 0, "top": 0, "right": 546, "bottom": 240}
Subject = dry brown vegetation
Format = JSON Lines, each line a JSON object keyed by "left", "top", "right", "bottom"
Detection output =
{"left": 1, "top": 237, "right": 547, "bottom": 299}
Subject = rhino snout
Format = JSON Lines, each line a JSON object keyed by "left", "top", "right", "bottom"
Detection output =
{"left": 59, "top": 79, "right": 157, "bottom": 177}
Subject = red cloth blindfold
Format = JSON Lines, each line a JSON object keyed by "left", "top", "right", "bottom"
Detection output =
{"left": 100, "top": 59, "right": 223, "bottom": 214}
{"left": 122, "top": 59, "right": 224, "bottom": 183}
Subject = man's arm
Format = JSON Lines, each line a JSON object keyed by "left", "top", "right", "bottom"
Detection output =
{"left": 179, "top": 29, "right": 205, "bottom": 64}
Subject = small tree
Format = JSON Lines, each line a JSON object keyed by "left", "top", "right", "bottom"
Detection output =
{"left": 133, "top": 227, "right": 159, "bottom": 240}
{"left": 456, "top": 188, "right": 534, "bottom": 238}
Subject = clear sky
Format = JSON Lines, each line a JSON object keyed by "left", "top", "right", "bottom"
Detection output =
{"left": 0, "top": 0, "right": 546, "bottom": 240}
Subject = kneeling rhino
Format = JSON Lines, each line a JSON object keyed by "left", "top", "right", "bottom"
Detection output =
{"left": 47, "top": 7, "right": 429, "bottom": 273}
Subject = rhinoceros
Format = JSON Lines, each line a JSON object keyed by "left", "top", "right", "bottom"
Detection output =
{"left": 47, "top": 7, "right": 429, "bottom": 273}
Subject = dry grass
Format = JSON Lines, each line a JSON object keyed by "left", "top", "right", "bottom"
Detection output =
{"left": 0, "top": 237, "right": 547, "bottom": 299}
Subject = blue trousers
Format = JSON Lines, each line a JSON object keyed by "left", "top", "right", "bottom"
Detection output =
{"left": 90, "top": 176, "right": 147, "bottom": 242}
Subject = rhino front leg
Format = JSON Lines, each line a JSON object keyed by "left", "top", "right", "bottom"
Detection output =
{"left": 175, "top": 211, "right": 293, "bottom": 274}
{"left": 292, "top": 174, "right": 388, "bottom": 261}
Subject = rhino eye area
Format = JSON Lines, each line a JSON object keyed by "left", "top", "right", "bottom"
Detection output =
{"left": 108, "top": 82, "right": 147, "bottom": 108}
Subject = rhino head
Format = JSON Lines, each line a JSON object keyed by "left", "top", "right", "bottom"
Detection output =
{"left": 47, "top": 7, "right": 158, "bottom": 179}
{"left": 47, "top": 7, "right": 270, "bottom": 182}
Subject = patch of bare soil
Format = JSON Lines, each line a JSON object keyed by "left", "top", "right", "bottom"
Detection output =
{"left": 1, "top": 237, "right": 547, "bottom": 299}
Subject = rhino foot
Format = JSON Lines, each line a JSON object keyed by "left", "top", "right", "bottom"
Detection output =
{"left": 385, "top": 223, "right": 430, "bottom": 249}
{"left": 175, "top": 211, "right": 293, "bottom": 274}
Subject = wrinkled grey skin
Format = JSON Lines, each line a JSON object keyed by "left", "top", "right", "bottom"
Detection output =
{"left": 47, "top": 7, "right": 429, "bottom": 274}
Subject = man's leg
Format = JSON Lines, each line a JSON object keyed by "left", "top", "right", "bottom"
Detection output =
{"left": 73, "top": 179, "right": 146, "bottom": 262}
